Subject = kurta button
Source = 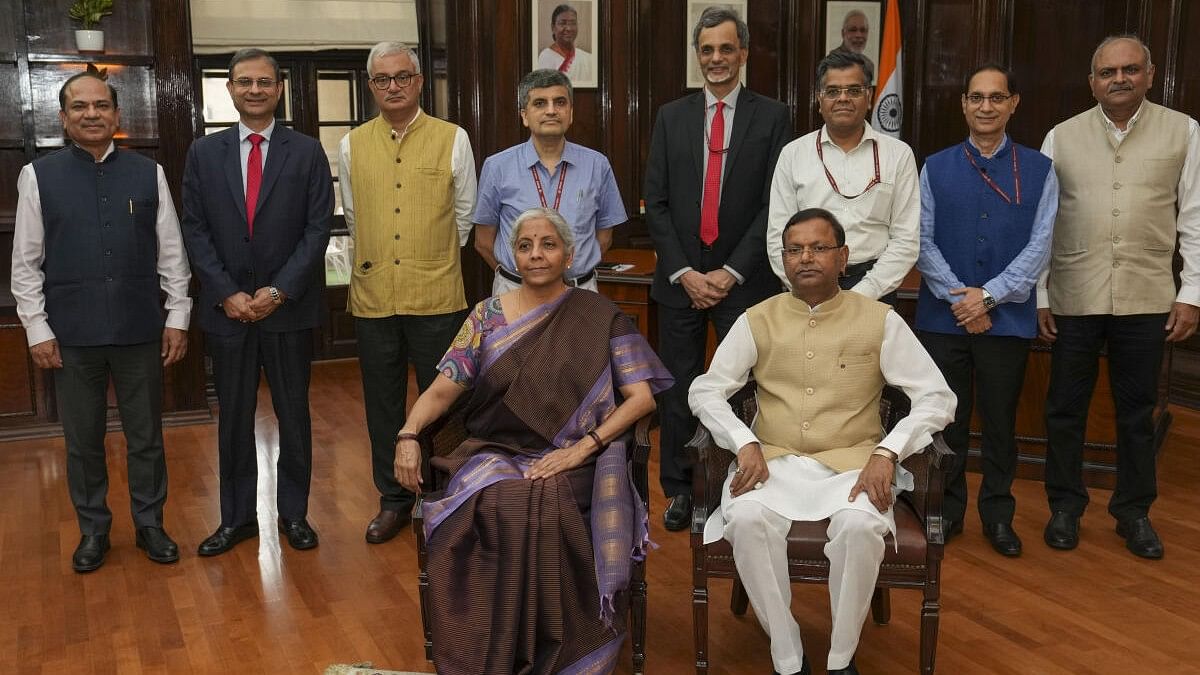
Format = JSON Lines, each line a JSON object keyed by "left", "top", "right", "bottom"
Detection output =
{"left": 1113, "top": 182, "right": 1122, "bottom": 189}
{"left": 394, "top": 234, "right": 400, "bottom": 240}
{"left": 1113, "top": 261, "right": 1121, "bottom": 268}
{"left": 801, "top": 422, "right": 811, "bottom": 430}
{"left": 1112, "top": 208, "right": 1121, "bottom": 216}
{"left": 809, "top": 319, "right": 817, "bottom": 327}
{"left": 362, "top": 261, "right": 372, "bottom": 270}
{"left": 806, "top": 351, "right": 814, "bottom": 359}
{"left": 805, "top": 387, "right": 814, "bottom": 395}
{"left": 394, "top": 207, "right": 401, "bottom": 213}
{"left": 395, "top": 158, "right": 402, "bottom": 163}
{"left": 1115, "top": 155, "right": 1123, "bottom": 163}
{"left": 1113, "top": 235, "right": 1121, "bottom": 243}
{"left": 395, "top": 183, "right": 402, "bottom": 188}
{"left": 394, "top": 259, "right": 401, "bottom": 265}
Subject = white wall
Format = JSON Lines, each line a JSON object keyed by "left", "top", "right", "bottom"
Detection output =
{"left": 191, "top": 0, "right": 418, "bottom": 53}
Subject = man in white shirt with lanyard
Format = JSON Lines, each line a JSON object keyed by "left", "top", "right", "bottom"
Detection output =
{"left": 767, "top": 50, "right": 920, "bottom": 303}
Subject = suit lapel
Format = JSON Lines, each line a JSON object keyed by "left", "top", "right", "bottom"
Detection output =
{"left": 222, "top": 127, "right": 248, "bottom": 223}
{"left": 255, "top": 125, "right": 290, "bottom": 221}
{"left": 724, "top": 89, "right": 755, "bottom": 182}
{"left": 687, "top": 92, "right": 706, "bottom": 187}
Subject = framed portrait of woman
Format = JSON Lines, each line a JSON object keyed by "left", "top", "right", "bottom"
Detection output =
{"left": 531, "top": 0, "right": 599, "bottom": 88}
{"left": 685, "top": 0, "right": 748, "bottom": 89}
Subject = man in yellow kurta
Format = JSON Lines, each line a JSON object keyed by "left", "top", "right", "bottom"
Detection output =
{"left": 690, "top": 208, "right": 955, "bottom": 675}
{"left": 338, "top": 41, "right": 477, "bottom": 544}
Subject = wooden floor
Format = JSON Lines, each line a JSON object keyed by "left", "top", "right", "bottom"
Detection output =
{"left": 2, "top": 359, "right": 1199, "bottom": 674}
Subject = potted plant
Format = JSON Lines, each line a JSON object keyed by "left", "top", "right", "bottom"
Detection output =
{"left": 69, "top": 0, "right": 114, "bottom": 52}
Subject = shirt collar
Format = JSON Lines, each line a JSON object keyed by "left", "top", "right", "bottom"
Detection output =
{"left": 966, "top": 133, "right": 1010, "bottom": 158}
{"left": 820, "top": 121, "right": 875, "bottom": 152}
{"left": 1100, "top": 101, "right": 1144, "bottom": 134}
{"left": 519, "top": 137, "right": 576, "bottom": 170}
{"left": 238, "top": 119, "right": 276, "bottom": 142}
{"left": 704, "top": 83, "right": 741, "bottom": 111}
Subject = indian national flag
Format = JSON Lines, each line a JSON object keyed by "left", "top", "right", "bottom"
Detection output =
{"left": 871, "top": 0, "right": 903, "bottom": 137}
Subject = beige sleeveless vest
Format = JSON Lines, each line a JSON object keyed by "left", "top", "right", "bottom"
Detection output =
{"left": 747, "top": 291, "right": 890, "bottom": 473}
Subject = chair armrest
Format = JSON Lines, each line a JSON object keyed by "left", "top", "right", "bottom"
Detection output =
{"left": 899, "top": 432, "right": 953, "bottom": 544}
{"left": 629, "top": 413, "right": 655, "bottom": 507}
{"left": 417, "top": 393, "right": 471, "bottom": 492}
{"left": 686, "top": 424, "right": 734, "bottom": 532}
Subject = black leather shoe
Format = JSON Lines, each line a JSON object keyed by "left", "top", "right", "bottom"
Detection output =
{"left": 663, "top": 494, "right": 692, "bottom": 532}
{"left": 1116, "top": 516, "right": 1164, "bottom": 559}
{"left": 197, "top": 523, "right": 259, "bottom": 557}
{"left": 828, "top": 657, "right": 860, "bottom": 675}
{"left": 983, "top": 522, "right": 1023, "bottom": 557}
{"left": 279, "top": 517, "right": 319, "bottom": 550}
{"left": 1044, "top": 511, "right": 1079, "bottom": 550}
{"left": 365, "top": 509, "right": 411, "bottom": 544}
{"left": 136, "top": 526, "right": 179, "bottom": 563}
{"left": 944, "top": 519, "right": 964, "bottom": 542}
{"left": 72, "top": 534, "right": 111, "bottom": 573}
{"left": 773, "top": 655, "right": 811, "bottom": 675}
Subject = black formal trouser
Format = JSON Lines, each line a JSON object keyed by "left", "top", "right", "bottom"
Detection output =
{"left": 839, "top": 263, "right": 898, "bottom": 306}
{"left": 1044, "top": 313, "right": 1167, "bottom": 522}
{"left": 207, "top": 326, "right": 314, "bottom": 527}
{"left": 56, "top": 341, "right": 166, "bottom": 536}
{"left": 356, "top": 310, "right": 468, "bottom": 512}
{"left": 918, "top": 330, "right": 1031, "bottom": 525}
{"left": 657, "top": 300, "right": 744, "bottom": 498}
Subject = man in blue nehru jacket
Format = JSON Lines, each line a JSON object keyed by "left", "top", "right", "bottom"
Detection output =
{"left": 11, "top": 71, "right": 193, "bottom": 572}
{"left": 915, "top": 64, "right": 1057, "bottom": 557}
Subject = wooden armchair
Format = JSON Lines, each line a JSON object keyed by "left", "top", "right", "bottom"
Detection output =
{"left": 411, "top": 395, "right": 655, "bottom": 675}
{"left": 685, "top": 383, "right": 953, "bottom": 674}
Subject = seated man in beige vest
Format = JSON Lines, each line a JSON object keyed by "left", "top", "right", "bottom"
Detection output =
{"left": 689, "top": 208, "right": 955, "bottom": 675}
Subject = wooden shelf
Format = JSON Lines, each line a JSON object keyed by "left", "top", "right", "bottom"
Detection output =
{"left": 26, "top": 53, "right": 154, "bottom": 66}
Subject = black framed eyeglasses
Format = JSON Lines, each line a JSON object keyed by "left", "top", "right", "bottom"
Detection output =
{"left": 964, "top": 93, "right": 1014, "bottom": 105}
{"left": 369, "top": 73, "right": 418, "bottom": 90}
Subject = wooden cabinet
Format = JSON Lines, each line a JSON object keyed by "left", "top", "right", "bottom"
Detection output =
{"left": 0, "top": 0, "right": 207, "bottom": 440}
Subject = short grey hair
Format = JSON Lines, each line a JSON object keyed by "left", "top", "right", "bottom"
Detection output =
{"left": 510, "top": 208, "right": 576, "bottom": 259}
{"left": 229, "top": 48, "right": 280, "bottom": 81}
{"left": 518, "top": 69, "right": 574, "bottom": 109}
{"left": 842, "top": 9, "right": 868, "bottom": 29}
{"left": 367, "top": 41, "right": 421, "bottom": 75}
{"left": 817, "top": 49, "right": 874, "bottom": 87}
{"left": 691, "top": 6, "right": 750, "bottom": 51}
{"left": 1090, "top": 34, "right": 1153, "bottom": 74}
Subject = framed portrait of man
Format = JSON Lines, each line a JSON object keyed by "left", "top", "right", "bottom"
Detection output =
{"left": 531, "top": 0, "right": 599, "bottom": 88}
{"left": 824, "top": 1, "right": 882, "bottom": 82}
{"left": 684, "top": 0, "right": 749, "bottom": 89}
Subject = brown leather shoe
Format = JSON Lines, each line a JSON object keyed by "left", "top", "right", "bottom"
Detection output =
{"left": 365, "top": 509, "right": 412, "bottom": 544}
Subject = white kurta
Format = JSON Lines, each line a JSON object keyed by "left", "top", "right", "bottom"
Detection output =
{"left": 688, "top": 300, "right": 955, "bottom": 672}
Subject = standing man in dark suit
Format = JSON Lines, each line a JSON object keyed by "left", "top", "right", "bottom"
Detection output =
{"left": 645, "top": 6, "right": 790, "bottom": 531}
{"left": 181, "top": 48, "right": 333, "bottom": 556}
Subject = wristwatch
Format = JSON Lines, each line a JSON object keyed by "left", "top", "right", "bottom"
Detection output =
{"left": 268, "top": 286, "right": 282, "bottom": 305}
{"left": 981, "top": 289, "right": 997, "bottom": 310}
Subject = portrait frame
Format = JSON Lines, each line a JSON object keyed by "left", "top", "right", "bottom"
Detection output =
{"left": 684, "top": 0, "right": 749, "bottom": 90}
{"left": 531, "top": 0, "right": 599, "bottom": 89}
{"left": 824, "top": 1, "right": 882, "bottom": 83}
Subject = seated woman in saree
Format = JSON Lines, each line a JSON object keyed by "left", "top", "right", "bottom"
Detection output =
{"left": 393, "top": 207, "right": 673, "bottom": 675}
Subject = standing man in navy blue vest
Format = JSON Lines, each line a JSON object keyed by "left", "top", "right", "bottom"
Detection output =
{"left": 915, "top": 64, "right": 1057, "bottom": 557}
{"left": 11, "top": 71, "right": 193, "bottom": 572}
{"left": 181, "top": 49, "right": 333, "bottom": 557}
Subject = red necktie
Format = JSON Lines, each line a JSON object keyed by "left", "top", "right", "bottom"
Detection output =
{"left": 245, "top": 133, "right": 264, "bottom": 236}
{"left": 700, "top": 101, "right": 724, "bottom": 245}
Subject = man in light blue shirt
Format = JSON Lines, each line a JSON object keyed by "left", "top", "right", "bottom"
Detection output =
{"left": 473, "top": 69, "right": 626, "bottom": 293}
{"left": 914, "top": 64, "right": 1057, "bottom": 558}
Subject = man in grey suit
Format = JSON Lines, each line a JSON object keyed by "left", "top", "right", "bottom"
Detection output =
{"left": 644, "top": 6, "right": 790, "bottom": 531}
{"left": 181, "top": 48, "right": 333, "bottom": 557}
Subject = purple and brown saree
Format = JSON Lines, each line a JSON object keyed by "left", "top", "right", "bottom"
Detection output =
{"left": 422, "top": 289, "right": 672, "bottom": 675}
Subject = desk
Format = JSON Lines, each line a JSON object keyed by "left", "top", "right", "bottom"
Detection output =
{"left": 597, "top": 248, "right": 658, "bottom": 349}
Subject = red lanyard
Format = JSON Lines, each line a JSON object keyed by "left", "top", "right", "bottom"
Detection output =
{"left": 530, "top": 164, "right": 568, "bottom": 210}
{"left": 963, "top": 144, "right": 1021, "bottom": 205}
{"left": 816, "top": 128, "right": 880, "bottom": 199}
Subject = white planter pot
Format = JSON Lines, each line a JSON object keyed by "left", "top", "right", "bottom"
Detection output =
{"left": 74, "top": 30, "right": 104, "bottom": 52}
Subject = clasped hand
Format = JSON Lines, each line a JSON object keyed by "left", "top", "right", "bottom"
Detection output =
{"left": 222, "top": 287, "right": 284, "bottom": 323}
{"left": 682, "top": 269, "right": 735, "bottom": 310}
